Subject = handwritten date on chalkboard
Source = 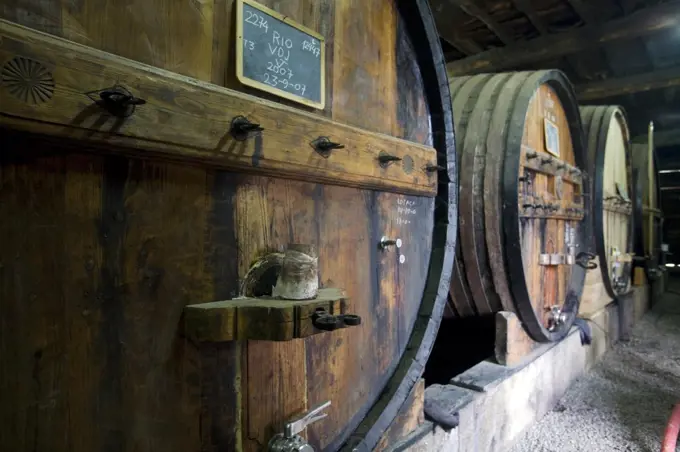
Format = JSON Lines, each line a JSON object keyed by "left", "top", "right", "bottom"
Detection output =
{"left": 236, "top": 0, "right": 325, "bottom": 109}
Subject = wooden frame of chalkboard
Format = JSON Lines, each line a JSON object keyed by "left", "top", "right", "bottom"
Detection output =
{"left": 236, "top": 0, "right": 326, "bottom": 109}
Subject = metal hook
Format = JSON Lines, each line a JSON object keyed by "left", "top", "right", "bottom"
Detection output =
{"left": 378, "top": 152, "right": 402, "bottom": 168}
{"left": 425, "top": 164, "right": 445, "bottom": 173}
{"left": 311, "top": 136, "right": 344, "bottom": 158}
{"left": 87, "top": 84, "right": 146, "bottom": 118}
{"left": 575, "top": 251, "right": 598, "bottom": 269}
{"left": 230, "top": 115, "right": 264, "bottom": 141}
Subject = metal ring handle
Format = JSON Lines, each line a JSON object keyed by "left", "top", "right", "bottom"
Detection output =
{"left": 575, "top": 251, "right": 597, "bottom": 269}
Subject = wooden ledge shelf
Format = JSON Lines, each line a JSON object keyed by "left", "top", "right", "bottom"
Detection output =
{"left": 183, "top": 288, "right": 348, "bottom": 342}
{"left": 0, "top": 19, "right": 437, "bottom": 196}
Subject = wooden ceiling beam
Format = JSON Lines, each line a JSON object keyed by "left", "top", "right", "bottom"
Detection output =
{"left": 440, "top": 31, "right": 485, "bottom": 56}
{"left": 446, "top": 1, "right": 680, "bottom": 75}
{"left": 564, "top": 0, "right": 596, "bottom": 24}
{"left": 576, "top": 66, "right": 680, "bottom": 100}
{"left": 512, "top": 0, "right": 549, "bottom": 35}
{"left": 448, "top": 37, "right": 485, "bottom": 56}
{"left": 632, "top": 129, "right": 680, "bottom": 148}
{"left": 449, "top": 0, "right": 514, "bottom": 44}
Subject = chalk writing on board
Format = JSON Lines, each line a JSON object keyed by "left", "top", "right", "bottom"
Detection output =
{"left": 236, "top": 0, "right": 325, "bottom": 109}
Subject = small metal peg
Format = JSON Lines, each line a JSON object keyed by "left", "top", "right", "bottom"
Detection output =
{"left": 311, "top": 136, "right": 344, "bottom": 158}
{"left": 425, "top": 163, "right": 445, "bottom": 173}
{"left": 378, "top": 152, "right": 402, "bottom": 168}
{"left": 230, "top": 115, "right": 264, "bottom": 141}
{"left": 89, "top": 84, "right": 146, "bottom": 118}
{"left": 541, "top": 157, "right": 553, "bottom": 165}
{"left": 526, "top": 152, "right": 538, "bottom": 160}
{"left": 380, "top": 236, "right": 402, "bottom": 249}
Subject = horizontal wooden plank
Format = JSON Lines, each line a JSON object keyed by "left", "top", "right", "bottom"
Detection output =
{"left": 183, "top": 288, "right": 347, "bottom": 342}
{"left": 576, "top": 66, "right": 680, "bottom": 100}
{"left": 633, "top": 129, "right": 680, "bottom": 148}
{"left": 0, "top": 19, "right": 437, "bottom": 196}
{"left": 520, "top": 147, "right": 584, "bottom": 185}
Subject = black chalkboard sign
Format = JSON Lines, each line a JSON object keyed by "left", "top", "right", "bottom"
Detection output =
{"left": 236, "top": 0, "right": 325, "bottom": 109}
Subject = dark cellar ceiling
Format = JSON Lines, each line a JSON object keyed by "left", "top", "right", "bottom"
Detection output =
{"left": 428, "top": 0, "right": 680, "bottom": 164}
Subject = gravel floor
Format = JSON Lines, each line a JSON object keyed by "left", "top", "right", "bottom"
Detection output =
{"left": 508, "top": 284, "right": 680, "bottom": 452}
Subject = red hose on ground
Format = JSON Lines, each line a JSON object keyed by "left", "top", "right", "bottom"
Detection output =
{"left": 662, "top": 403, "right": 680, "bottom": 452}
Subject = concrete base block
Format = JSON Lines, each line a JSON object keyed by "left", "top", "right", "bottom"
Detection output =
{"left": 584, "top": 306, "right": 611, "bottom": 368}
{"left": 618, "top": 290, "right": 635, "bottom": 341}
{"left": 633, "top": 284, "right": 650, "bottom": 322}
{"left": 398, "top": 286, "right": 653, "bottom": 452}
{"left": 412, "top": 329, "right": 586, "bottom": 452}
{"left": 462, "top": 330, "right": 586, "bottom": 452}
{"left": 450, "top": 360, "right": 511, "bottom": 393}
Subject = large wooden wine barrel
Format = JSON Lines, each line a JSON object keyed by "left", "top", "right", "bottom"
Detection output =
{"left": 446, "top": 71, "right": 592, "bottom": 343}
{"left": 632, "top": 136, "right": 663, "bottom": 277}
{"left": 579, "top": 106, "right": 633, "bottom": 298}
{"left": 0, "top": 1, "right": 456, "bottom": 451}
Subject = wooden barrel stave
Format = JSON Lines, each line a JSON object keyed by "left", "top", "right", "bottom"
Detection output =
{"left": 0, "top": 1, "right": 456, "bottom": 451}
{"left": 580, "top": 105, "right": 633, "bottom": 297}
{"left": 448, "top": 70, "right": 589, "bottom": 342}
{"left": 450, "top": 74, "right": 492, "bottom": 316}
{"left": 484, "top": 72, "right": 529, "bottom": 314}
{"left": 458, "top": 73, "right": 509, "bottom": 315}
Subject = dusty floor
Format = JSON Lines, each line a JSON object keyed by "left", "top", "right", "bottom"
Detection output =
{"left": 508, "top": 284, "right": 680, "bottom": 452}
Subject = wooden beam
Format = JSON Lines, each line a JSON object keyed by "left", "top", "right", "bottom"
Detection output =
{"left": 0, "top": 19, "right": 437, "bottom": 197}
{"left": 431, "top": 1, "right": 485, "bottom": 56}
{"left": 441, "top": 32, "right": 484, "bottom": 56}
{"left": 446, "top": 2, "right": 680, "bottom": 75}
{"left": 564, "top": 0, "right": 596, "bottom": 24}
{"left": 512, "top": 0, "right": 549, "bottom": 35}
{"left": 449, "top": 0, "right": 514, "bottom": 44}
{"left": 576, "top": 66, "right": 680, "bottom": 100}
{"left": 632, "top": 130, "right": 680, "bottom": 148}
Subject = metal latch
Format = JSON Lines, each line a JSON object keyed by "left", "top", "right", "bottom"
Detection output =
{"left": 575, "top": 251, "right": 598, "bottom": 270}
{"left": 539, "top": 254, "right": 566, "bottom": 266}
{"left": 268, "top": 401, "right": 331, "bottom": 452}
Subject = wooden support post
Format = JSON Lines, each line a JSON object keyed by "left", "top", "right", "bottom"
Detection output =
{"left": 648, "top": 121, "right": 655, "bottom": 258}
{"left": 494, "top": 311, "right": 542, "bottom": 367}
